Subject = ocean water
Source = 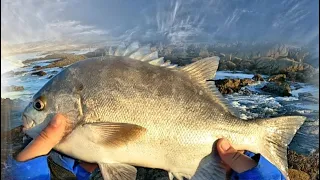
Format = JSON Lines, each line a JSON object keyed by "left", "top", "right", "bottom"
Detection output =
{"left": 1, "top": 54, "right": 319, "bottom": 155}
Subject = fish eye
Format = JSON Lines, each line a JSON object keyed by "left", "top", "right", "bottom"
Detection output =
{"left": 33, "top": 98, "right": 45, "bottom": 111}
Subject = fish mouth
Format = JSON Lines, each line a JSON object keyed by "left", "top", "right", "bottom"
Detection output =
{"left": 22, "top": 114, "right": 35, "bottom": 132}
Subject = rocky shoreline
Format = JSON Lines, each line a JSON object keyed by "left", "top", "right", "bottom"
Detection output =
{"left": 3, "top": 43, "right": 318, "bottom": 87}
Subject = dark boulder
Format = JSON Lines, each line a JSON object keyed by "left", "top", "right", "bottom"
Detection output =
{"left": 31, "top": 71, "right": 47, "bottom": 76}
{"left": 214, "top": 78, "right": 255, "bottom": 94}
{"left": 268, "top": 74, "right": 287, "bottom": 82}
{"left": 252, "top": 74, "right": 264, "bottom": 81}
{"left": 261, "top": 82, "right": 291, "bottom": 96}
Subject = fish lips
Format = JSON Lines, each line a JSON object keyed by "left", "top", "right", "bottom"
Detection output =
{"left": 22, "top": 114, "right": 35, "bottom": 132}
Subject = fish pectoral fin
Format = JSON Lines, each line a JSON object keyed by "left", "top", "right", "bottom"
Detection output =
{"left": 82, "top": 122, "right": 146, "bottom": 147}
{"left": 98, "top": 163, "right": 137, "bottom": 180}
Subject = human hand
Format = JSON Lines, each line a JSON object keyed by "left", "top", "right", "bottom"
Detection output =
{"left": 217, "top": 138, "right": 285, "bottom": 180}
{"left": 15, "top": 114, "right": 97, "bottom": 173}
{"left": 216, "top": 138, "right": 257, "bottom": 173}
{"left": 16, "top": 114, "right": 67, "bottom": 161}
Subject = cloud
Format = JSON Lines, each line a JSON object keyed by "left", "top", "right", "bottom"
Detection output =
{"left": 1, "top": 0, "right": 107, "bottom": 44}
{"left": 1, "top": 0, "right": 318, "bottom": 46}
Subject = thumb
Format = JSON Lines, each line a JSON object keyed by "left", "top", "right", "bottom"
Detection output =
{"left": 217, "top": 138, "right": 257, "bottom": 173}
{"left": 16, "top": 114, "right": 67, "bottom": 162}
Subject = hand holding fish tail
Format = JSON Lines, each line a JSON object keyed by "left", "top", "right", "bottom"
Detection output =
{"left": 216, "top": 138, "right": 286, "bottom": 180}
{"left": 217, "top": 138, "right": 257, "bottom": 173}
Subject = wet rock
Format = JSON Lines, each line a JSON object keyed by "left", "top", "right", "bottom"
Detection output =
{"left": 238, "top": 88, "right": 253, "bottom": 96}
{"left": 47, "top": 75, "right": 54, "bottom": 79}
{"left": 261, "top": 82, "right": 291, "bottom": 96}
{"left": 288, "top": 169, "right": 311, "bottom": 180}
{"left": 288, "top": 149, "right": 319, "bottom": 180}
{"left": 292, "top": 83, "right": 304, "bottom": 89}
{"left": 32, "top": 65, "right": 42, "bottom": 69}
{"left": 287, "top": 69, "right": 318, "bottom": 84}
{"left": 231, "top": 57, "right": 242, "bottom": 65}
{"left": 214, "top": 78, "right": 255, "bottom": 94}
{"left": 31, "top": 71, "right": 47, "bottom": 76}
{"left": 23, "top": 53, "right": 70, "bottom": 64}
{"left": 217, "top": 60, "right": 229, "bottom": 71}
{"left": 23, "top": 54, "right": 86, "bottom": 69}
{"left": 299, "top": 92, "right": 313, "bottom": 98}
{"left": 44, "top": 54, "right": 87, "bottom": 69}
{"left": 298, "top": 93, "right": 318, "bottom": 103}
{"left": 239, "top": 60, "right": 254, "bottom": 71}
{"left": 83, "top": 48, "right": 106, "bottom": 58}
{"left": 252, "top": 74, "right": 264, "bottom": 81}
{"left": 3, "top": 85, "right": 24, "bottom": 92}
{"left": 32, "top": 65, "right": 42, "bottom": 71}
{"left": 268, "top": 74, "right": 287, "bottom": 82}
{"left": 255, "top": 57, "right": 312, "bottom": 75}
{"left": 225, "top": 61, "right": 237, "bottom": 70}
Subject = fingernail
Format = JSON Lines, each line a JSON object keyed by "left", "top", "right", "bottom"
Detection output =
{"left": 221, "top": 140, "right": 231, "bottom": 151}
{"left": 50, "top": 117, "right": 62, "bottom": 127}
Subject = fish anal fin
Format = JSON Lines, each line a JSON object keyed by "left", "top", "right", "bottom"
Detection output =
{"left": 82, "top": 122, "right": 146, "bottom": 148}
{"left": 98, "top": 163, "right": 137, "bottom": 180}
{"left": 256, "top": 116, "right": 306, "bottom": 179}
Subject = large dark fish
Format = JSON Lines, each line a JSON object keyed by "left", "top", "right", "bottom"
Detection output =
{"left": 22, "top": 43, "right": 305, "bottom": 180}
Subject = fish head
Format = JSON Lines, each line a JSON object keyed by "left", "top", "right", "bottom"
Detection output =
{"left": 22, "top": 68, "right": 84, "bottom": 139}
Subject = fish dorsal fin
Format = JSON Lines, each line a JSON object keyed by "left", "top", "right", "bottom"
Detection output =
{"left": 181, "top": 57, "right": 220, "bottom": 86}
{"left": 149, "top": 57, "right": 164, "bottom": 66}
{"left": 123, "top": 41, "right": 140, "bottom": 56}
{"left": 112, "top": 42, "right": 178, "bottom": 68}
{"left": 181, "top": 57, "right": 240, "bottom": 117}
{"left": 114, "top": 43, "right": 127, "bottom": 56}
{"left": 129, "top": 45, "right": 151, "bottom": 60}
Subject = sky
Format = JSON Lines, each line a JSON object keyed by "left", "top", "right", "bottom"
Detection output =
{"left": 1, "top": 0, "right": 319, "bottom": 46}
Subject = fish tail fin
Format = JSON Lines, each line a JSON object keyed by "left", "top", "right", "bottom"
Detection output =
{"left": 257, "top": 116, "right": 306, "bottom": 179}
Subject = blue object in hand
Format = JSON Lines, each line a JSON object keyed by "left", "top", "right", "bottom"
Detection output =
{"left": 231, "top": 151, "right": 286, "bottom": 180}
